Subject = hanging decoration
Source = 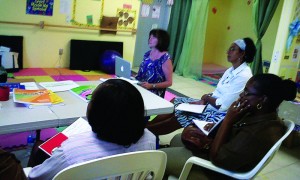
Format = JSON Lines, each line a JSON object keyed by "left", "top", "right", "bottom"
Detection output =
{"left": 212, "top": 7, "right": 217, "bottom": 14}
{"left": 117, "top": 8, "right": 136, "bottom": 30}
{"left": 286, "top": 18, "right": 300, "bottom": 52}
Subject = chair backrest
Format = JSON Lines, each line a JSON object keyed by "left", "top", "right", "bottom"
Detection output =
{"left": 53, "top": 150, "right": 167, "bottom": 180}
{"left": 244, "top": 120, "right": 295, "bottom": 178}
{"left": 217, "top": 120, "right": 295, "bottom": 179}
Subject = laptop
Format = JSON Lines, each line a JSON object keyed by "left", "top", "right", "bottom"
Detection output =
{"left": 115, "top": 56, "right": 131, "bottom": 79}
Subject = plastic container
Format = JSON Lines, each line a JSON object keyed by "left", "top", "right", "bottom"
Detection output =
{"left": 26, "top": 132, "right": 36, "bottom": 156}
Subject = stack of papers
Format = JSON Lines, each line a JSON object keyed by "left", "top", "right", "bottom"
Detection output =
{"left": 175, "top": 103, "right": 207, "bottom": 114}
{"left": 118, "top": 77, "right": 139, "bottom": 84}
{"left": 39, "top": 80, "right": 79, "bottom": 92}
{"left": 100, "top": 77, "right": 139, "bottom": 84}
{"left": 20, "top": 82, "right": 39, "bottom": 90}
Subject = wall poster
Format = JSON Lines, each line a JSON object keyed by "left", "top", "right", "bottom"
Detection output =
{"left": 26, "top": 0, "right": 54, "bottom": 16}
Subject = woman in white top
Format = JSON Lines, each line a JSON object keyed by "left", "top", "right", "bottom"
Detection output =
{"left": 147, "top": 37, "right": 257, "bottom": 136}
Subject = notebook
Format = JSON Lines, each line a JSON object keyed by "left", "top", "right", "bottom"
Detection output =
{"left": 175, "top": 104, "right": 207, "bottom": 114}
{"left": 115, "top": 56, "right": 131, "bottom": 79}
{"left": 192, "top": 119, "right": 222, "bottom": 136}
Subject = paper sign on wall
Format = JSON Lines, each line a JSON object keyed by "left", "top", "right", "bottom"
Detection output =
{"left": 123, "top": 4, "right": 132, "bottom": 9}
{"left": 87, "top": 15, "right": 93, "bottom": 25}
{"left": 292, "top": 46, "right": 300, "bottom": 62}
{"left": 141, "top": 4, "right": 150, "bottom": 17}
{"left": 152, "top": 5, "right": 161, "bottom": 19}
{"left": 60, "top": 0, "right": 71, "bottom": 15}
{"left": 272, "top": 51, "right": 280, "bottom": 63}
{"left": 151, "top": 24, "right": 158, "bottom": 29}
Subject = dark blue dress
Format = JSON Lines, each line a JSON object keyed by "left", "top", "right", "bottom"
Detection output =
{"left": 136, "top": 50, "right": 171, "bottom": 98}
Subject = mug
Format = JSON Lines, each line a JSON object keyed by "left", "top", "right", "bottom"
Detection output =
{"left": 0, "top": 86, "right": 9, "bottom": 101}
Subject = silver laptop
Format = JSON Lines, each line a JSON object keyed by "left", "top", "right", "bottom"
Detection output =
{"left": 115, "top": 56, "right": 131, "bottom": 79}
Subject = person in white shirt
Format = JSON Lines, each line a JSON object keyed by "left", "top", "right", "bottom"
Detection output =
{"left": 28, "top": 79, "right": 156, "bottom": 180}
{"left": 147, "top": 37, "right": 256, "bottom": 136}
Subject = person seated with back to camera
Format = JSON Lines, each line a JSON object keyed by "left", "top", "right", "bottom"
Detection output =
{"left": 135, "top": 29, "right": 173, "bottom": 98}
{"left": 28, "top": 79, "right": 156, "bottom": 180}
{"left": 161, "top": 73, "right": 297, "bottom": 179}
{"left": 0, "top": 148, "right": 27, "bottom": 180}
{"left": 147, "top": 37, "right": 256, "bottom": 136}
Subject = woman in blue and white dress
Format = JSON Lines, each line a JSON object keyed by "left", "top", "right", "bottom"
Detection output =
{"left": 147, "top": 37, "right": 257, "bottom": 136}
{"left": 135, "top": 29, "right": 173, "bottom": 98}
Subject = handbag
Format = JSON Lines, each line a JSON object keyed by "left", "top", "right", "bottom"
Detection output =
{"left": 181, "top": 124, "right": 214, "bottom": 152}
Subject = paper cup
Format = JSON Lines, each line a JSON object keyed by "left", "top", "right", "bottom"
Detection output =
{"left": 0, "top": 86, "right": 9, "bottom": 101}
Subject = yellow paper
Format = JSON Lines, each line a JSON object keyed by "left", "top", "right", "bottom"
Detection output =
{"left": 48, "top": 90, "right": 64, "bottom": 104}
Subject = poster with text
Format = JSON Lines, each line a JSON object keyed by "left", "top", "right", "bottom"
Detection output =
{"left": 26, "top": 0, "right": 54, "bottom": 16}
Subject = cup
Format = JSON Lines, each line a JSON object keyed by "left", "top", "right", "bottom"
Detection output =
{"left": 0, "top": 86, "right": 9, "bottom": 101}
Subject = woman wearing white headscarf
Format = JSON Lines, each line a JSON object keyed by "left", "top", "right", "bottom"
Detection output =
{"left": 147, "top": 37, "right": 257, "bottom": 136}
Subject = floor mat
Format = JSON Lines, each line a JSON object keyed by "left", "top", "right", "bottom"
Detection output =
{"left": 9, "top": 68, "right": 115, "bottom": 82}
{"left": 199, "top": 73, "right": 223, "bottom": 87}
{"left": 202, "top": 63, "right": 227, "bottom": 75}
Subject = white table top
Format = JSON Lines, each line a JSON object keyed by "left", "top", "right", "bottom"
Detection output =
{"left": 0, "top": 94, "right": 58, "bottom": 135}
{"left": 0, "top": 80, "right": 174, "bottom": 134}
{"left": 133, "top": 83, "right": 174, "bottom": 116}
{"left": 51, "top": 81, "right": 174, "bottom": 126}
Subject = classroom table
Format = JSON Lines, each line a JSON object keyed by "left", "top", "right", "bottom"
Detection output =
{"left": 0, "top": 80, "right": 174, "bottom": 134}
{"left": 0, "top": 96, "right": 58, "bottom": 135}
{"left": 49, "top": 81, "right": 174, "bottom": 126}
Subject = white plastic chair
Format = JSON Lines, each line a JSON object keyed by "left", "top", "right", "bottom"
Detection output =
{"left": 169, "top": 120, "right": 295, "bottom": 180}
{"left": 52, "top": 150, "right": 167, "bottom": 180}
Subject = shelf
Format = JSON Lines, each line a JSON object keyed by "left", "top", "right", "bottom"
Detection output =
{"left": 0, "top": 20, "right": 136, "bottom": 34}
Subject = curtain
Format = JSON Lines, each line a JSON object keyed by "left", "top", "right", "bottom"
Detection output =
{"left": 175, "top": 0, "right": 209, "bottom": 79}
{"left": 251, "top": 0, "right": 280, "bottom": 75}
{"left": 167, "top": 0, "right": 192, "bottom": 70}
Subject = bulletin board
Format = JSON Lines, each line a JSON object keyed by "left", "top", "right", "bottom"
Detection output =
{"left": 280, "top": 0, "right": 300, "bottom": 81}
{"left": 71, "top": 0, "right": 137, "bottom": 30}
{"left": 71, "top": 0, "right": 104, "bottom": 27}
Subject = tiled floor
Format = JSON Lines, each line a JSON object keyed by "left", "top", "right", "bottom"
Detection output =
{"left": 162, "top": 73, "right": 300, "bottom": 180}
{"left": 12, "top": 72, "right": 300, "bottom": 179}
